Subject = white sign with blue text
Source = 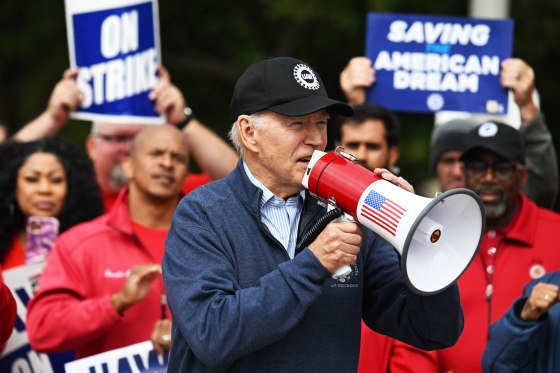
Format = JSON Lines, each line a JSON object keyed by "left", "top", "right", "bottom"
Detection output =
{"left": 365, "top": 12, "right": 514, "bottom": 114}
{"left": 65, "top": 0, "right": 164, "bottom": 124}
{"left": 64, "top": 341, "right": 168, "bottom": 373}
{"left": 0, "top": 262, "right": 75, "bottom": 373}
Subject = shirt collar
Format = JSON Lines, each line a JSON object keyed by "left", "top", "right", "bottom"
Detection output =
{"left": 242, "top": 160, "right": 305, "bottom": 209}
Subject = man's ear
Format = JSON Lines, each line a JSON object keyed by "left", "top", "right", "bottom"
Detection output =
{"left": 388, "top": 146, "right": 400, "bottom": 169}
{"left": 121, "top": 156, "right": 134, "bottom": 180}
{"left": 238, "top": 115, "right": 259, "bottom": 152}
{"left": 518, "top": 164, "right": 529, "bottom": 189}
{"left": 85, "top": 134, "right": 96, "bottom": 160}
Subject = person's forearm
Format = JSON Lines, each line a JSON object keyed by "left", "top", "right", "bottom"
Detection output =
{"left": 520, "top": 113, "right": 558, "bottom": 209}
{"left": 12, "top": 112, "right": 59, "bottom": 142}
{"left": 482, "top": 302, "right": 544, "bottom": 373}
{"left": 27, "top": 293, "right": 121, "bottom": 353}
{"left": 519, "top": 101, "right": 538, "bottom": 127}
{"left": 182, "top": 119, "right": 238, "bottom": 180}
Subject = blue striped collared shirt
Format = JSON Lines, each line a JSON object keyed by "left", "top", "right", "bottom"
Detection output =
{"left": 243, "top": 161, "right": 305, "bottom": 259}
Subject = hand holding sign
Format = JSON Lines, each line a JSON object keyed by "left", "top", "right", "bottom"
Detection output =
{"left": 46, "top": 68, "right": 83, "bottom": 131}
{"left": 149, "top": 65, "right": 187, "bottom": 125}
{"left": 339, "top": 57, "right": 376, "bottom": 105}
{"left": 13, "top": 68, "right": 84, "bottom": 142}
{"left": 500, "top": 58, "right": 538, "bottom": 124}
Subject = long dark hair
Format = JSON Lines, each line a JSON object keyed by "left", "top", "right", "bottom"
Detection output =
{"left": 0, "top": 136, "right": 103, "bottom": 264}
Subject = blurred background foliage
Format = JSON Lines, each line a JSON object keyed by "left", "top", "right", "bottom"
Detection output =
{"left": 1, "top": 0, "right": 559, "bottom": 204}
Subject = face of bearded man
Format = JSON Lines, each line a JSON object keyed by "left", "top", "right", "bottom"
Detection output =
{"left": 464, "top": 149, "right": 527, "bottom": 228}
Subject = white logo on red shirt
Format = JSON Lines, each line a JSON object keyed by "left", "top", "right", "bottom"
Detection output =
{"left": 104, "top": 268, "right": 131, "bottom": 278}
{"left": 529, "top": 264, "right": 546, "bottom": 279}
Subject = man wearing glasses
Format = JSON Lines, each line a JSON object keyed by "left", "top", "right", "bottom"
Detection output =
{"left": 398, "top": 121, "right": 560, "bottom": 373}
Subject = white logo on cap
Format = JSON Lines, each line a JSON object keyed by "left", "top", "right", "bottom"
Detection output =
{"left": 293, "top": 64, "right": 320, "bottom": 90}
{"left": 478, "top": 122, "right": 499, "bottom": 137}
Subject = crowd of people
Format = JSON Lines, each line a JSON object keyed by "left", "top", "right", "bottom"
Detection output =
{"left": 0, "top": 32, "right": 559, "bottom": 373}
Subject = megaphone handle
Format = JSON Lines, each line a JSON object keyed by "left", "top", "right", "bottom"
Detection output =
{"left": 331, "top": 210, "right": 354, "bottom": 279}
{"left": 332, "top": 264, "right": 352, "bottom": 278}
{"left": 294, "top": 199, "right": 353, "bottom": 278}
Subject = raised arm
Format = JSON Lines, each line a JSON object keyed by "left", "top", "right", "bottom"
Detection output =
{"left": 501, "top": 58, "right": 558, "bottom": 208}
{"left": 151, "top": 65, "right": 238, "bottom": 180}
{"left": 13, "top": 68, "right": 82, "bottom": 142}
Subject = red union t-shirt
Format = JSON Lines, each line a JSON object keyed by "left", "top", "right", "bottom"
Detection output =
{"left": 131, "top": 221, "right": 168, "bottom": 264}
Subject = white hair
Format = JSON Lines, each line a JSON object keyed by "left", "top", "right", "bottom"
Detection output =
{"left": 228, "top": 112, "right": 268, "bottom": 158}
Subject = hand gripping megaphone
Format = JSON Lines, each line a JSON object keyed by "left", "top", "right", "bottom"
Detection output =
{"left": 301, "top": 149, "right": 485, "bottom": 295}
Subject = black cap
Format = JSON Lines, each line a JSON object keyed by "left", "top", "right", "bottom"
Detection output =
{"left": 230, "top": 57, "right": 353, "bottom": 121}
{"left": 460, "top": 121, "right": 525, "bottom": 163}
{"left": 429, "top": 118, "right": 478, "bottom": 175}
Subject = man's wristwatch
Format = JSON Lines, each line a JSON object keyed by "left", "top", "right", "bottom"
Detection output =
{"left": 177, "top": 106, "right": 195, "bottom": 130}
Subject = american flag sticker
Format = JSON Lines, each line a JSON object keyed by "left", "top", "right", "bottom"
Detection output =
{"left": 360, "top": 190, "right": 406, "bottom": 236}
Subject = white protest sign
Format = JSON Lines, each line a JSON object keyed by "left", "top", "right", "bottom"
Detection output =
{"left": 65, "top": 0, "right": 164, "bottom": 124}
{"left": 64, "top": 341, "right": 167, "bottom": 373}
{"left": 0, "top": 262, "right": 74, "bottom": 373}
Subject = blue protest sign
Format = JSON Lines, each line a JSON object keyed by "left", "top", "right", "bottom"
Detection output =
{"left": 365, "top": 12, "right": 514, "bottom": 114}
{"left": 65, "top": 0, "right": 164, "bottom": 124}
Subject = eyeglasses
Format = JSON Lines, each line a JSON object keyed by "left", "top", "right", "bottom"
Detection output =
{"left": 464, "top": 161, "right": 520, "bottom": 181}
{"left": 95, "top": 133, "right": 135, "bottom": 144}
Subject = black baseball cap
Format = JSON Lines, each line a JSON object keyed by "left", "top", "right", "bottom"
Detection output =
{"left": 460, "top": 121, "right": 525, "bottom": 163}
{"left": 230, "top": 57, "right": 353, "bottom": 122}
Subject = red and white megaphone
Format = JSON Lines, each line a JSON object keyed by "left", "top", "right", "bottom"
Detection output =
{"left": 302, "top": 149, "right": 485, "bottom": 295}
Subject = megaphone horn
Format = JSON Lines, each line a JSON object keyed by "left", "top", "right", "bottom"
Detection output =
{"left": 301, "top": 149, "right": 485, "bottom": 295}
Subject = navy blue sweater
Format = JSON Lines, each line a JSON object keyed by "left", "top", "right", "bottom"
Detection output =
{"left": 163, "top": 160, "right": 463, "bottom": 372}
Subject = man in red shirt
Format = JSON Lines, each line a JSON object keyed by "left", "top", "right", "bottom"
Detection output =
{"left": 394, "top": 121, "right": 560, "bottom": 372}
{"left": 26, "top": 124, "right": 189, "bottom": 358}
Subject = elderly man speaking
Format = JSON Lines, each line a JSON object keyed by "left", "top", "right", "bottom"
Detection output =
{"left": 162, "top": 57, "right": 464, "bottom": 372}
